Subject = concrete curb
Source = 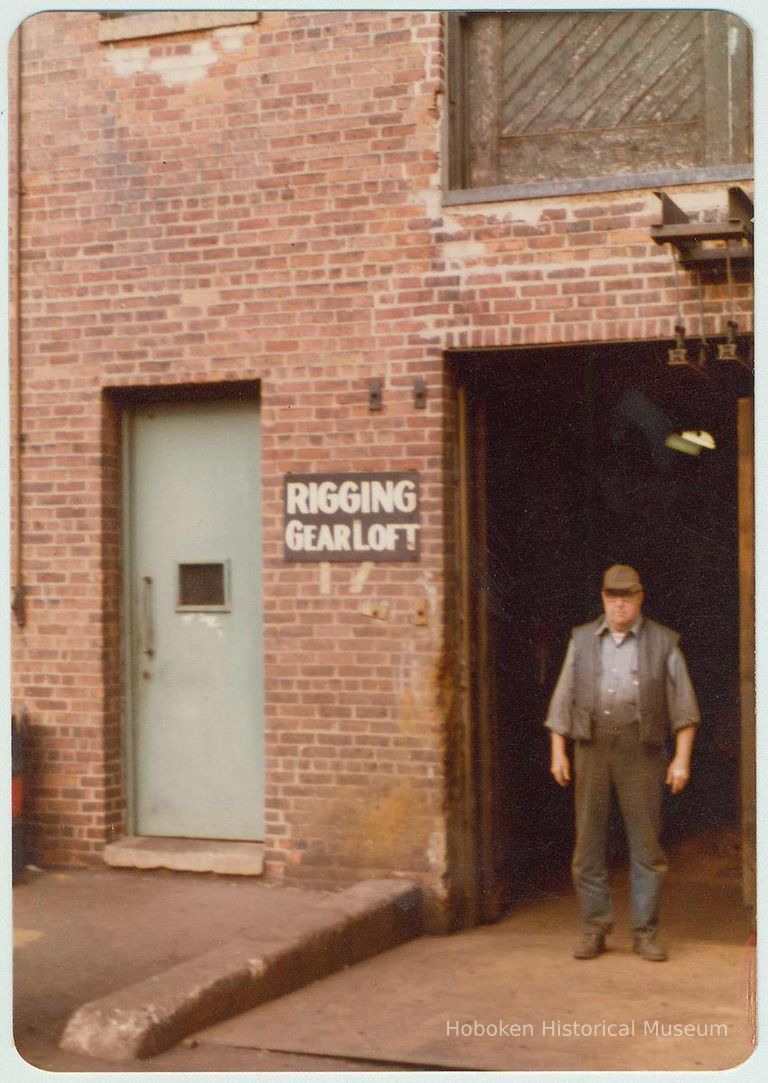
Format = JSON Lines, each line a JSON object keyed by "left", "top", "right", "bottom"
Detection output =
{"left": 59, "top": 878, "right": 423, "bottom": 1062}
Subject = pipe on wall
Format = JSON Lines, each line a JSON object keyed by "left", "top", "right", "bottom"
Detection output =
{"left": 11, "top": 25, "right": 25, "bottom": 627}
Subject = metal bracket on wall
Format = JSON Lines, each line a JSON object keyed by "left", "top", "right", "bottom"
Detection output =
{"left": 413, "top": 378, "right": 427, "bottom": 409}
{"left": 368, "top": 378, "right": 383, "bottom": 412}
{"left": 11, "top": 585, "right": 26, "bottom": 626}
{"left": 651, "top": 187, "right": 753, "bottom": 275}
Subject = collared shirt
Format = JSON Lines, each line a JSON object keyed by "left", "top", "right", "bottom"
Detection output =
{"left": 545, "top": 615, "right": 700, "bottom": 736}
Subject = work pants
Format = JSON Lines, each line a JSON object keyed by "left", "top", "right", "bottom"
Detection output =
{"left": 572, "top": 721, "right": 668, "bottom": 934}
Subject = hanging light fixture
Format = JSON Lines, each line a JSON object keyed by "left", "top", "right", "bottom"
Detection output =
{"left": 666, "top": 248, "right": 707, "bottom": 372}
{"left": 667, "top": 247, "right": 691, "bottom": 367}
{"left": 681, "top": 430, "right": 716, "bottom": 450}
{"left": 664, "top": 433, "right": 701, "bottom": 456}
{"left": 653, "top": 188, "right": 753, "bottom": 374}
{"left": 718, "top": 319, "right": 740, "bottom": 363}
{"left": 667, "top": 323, "right": 689, "bottom": 368}
{"left": 664, "top": 429, "right": 716, "bottom": 456}
{"left": 716, "top": 252, "right": 747, "bottom": 366}
{"left": 694, "top": 269, "right": 710, "bottom": 369}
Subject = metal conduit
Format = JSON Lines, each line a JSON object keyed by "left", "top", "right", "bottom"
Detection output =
{"left": 11, "top": 26, "right": 25, "bottom": 627}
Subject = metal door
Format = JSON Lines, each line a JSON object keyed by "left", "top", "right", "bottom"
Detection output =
{"left": 125, "top": 399, "right": 264, "bottom": 839}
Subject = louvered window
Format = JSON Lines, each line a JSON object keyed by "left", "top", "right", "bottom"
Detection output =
{"left": 447, "top": 11, "right": 752, "bottom": 199}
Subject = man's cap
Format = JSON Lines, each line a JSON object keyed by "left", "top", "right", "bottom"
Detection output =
{"left": 602, "top": 564, "right": 642, "bottom": 592}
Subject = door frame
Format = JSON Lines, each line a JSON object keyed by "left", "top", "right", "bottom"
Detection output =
{"left": 121, "top": 407, "right": 138, "bottom": 831}
{"left": 447, "top": 348, "right": 755, "bottom": 927}
{"left": 444, "top": 367, "right": 497, "bottom": 928}
{"left": 737, "top": 396, "right": 755, "bottom": 911}
{"left": 457, "top": 382, "right": 497, "bottom": 921}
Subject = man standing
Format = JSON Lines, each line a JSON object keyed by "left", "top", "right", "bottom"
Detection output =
{"left": 545, "top": 564, "right": 700, "bottom": 961}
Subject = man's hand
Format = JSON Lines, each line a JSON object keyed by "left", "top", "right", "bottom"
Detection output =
{"left": 666, "top": 758, "right": 690, "bottom": 795}
{"left": 666, "top": 725, "right": 696, "bottom": 795}
{"left": 551, "top": 751, "right": 571, "bottom": 787}
{"left": 550, "top": 732, "right": 571, "bottom": 787}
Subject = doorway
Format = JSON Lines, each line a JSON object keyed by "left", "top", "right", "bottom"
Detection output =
{"left": 123, "top": 397, "right": 265, "bottom": 841}
{"left": 451, "top": 339, "right": 753, "bottom": 923}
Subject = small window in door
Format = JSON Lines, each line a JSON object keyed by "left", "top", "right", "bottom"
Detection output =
{"left": 176, "top": 561, "right": 231, "bottom": 612}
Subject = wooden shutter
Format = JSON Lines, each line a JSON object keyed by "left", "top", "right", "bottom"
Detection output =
{"left": 454, "top": 11, "right": 752, "bottom": 190}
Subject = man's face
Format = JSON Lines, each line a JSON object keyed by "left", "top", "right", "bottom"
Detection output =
{"left": 601, "top": 588, "right": 644, "bottom": 633}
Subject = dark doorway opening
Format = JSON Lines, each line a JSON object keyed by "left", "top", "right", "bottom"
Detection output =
{"left": 452, "top": 338, "right": 752, "bottom": 921}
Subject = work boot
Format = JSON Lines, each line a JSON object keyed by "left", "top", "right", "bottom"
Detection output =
{"left": 633, "top": 931, "right": 668, "bottom": 961}
{"left": 573, "top": 932, "right": 606, "bottom": 959}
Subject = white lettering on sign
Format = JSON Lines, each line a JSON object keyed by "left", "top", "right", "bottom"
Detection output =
{"left": 285, "top": 519, "right": 419, "bottom": 554}
{"left": 284, "top": 472, "right": 420, "bottom": 562}
{"left": 285, "top": 478, "right": 417, "bottom": 516}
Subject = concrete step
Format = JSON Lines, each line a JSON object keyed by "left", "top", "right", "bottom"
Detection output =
{"left": 59, "top": 877, "right": 423, "bottom": 1062}
{"left": 103, "top": 836, "right": 265, "bottom": 876}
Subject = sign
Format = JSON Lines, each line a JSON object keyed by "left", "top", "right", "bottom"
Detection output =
{"left": 284, "top": 472, "right": 420, "bottom": 562}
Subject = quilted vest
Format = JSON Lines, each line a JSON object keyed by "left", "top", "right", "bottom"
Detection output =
{"left": 570, "top": 616, "right": 680, "bottom": 746}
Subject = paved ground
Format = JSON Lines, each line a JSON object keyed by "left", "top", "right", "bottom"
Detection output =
{"left": 192, "top": 831, "right": 755, "bottom": 1072}
{"left": 12, "top": 866, "right": 383, "bottom": 1072}
{"left": 11, "top": 828, "right": 757, "bottom": 1074}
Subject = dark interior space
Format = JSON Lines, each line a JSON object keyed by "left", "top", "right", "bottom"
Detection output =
{"left": 454, "top": 337, "right": 753, "bottom": 913}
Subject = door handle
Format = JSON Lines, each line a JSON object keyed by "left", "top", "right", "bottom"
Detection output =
{"left": 141, "top": 575, "right": 155, "bottom": 658}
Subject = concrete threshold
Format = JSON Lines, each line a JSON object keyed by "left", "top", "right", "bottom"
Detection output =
{"left": 103, "top": 836, "right": 265, "bottom": 876}
{"left": 59, "top": 878, "right": 423, "bottom": 1062}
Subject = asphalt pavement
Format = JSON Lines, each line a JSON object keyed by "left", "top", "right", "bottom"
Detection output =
{"left": 10, "top": 827, "right": 757, "bottom": 1075}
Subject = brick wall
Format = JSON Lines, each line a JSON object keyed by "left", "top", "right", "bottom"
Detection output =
{"left": 438, "top": 191, "right": 753, "bottom": 350}
{"left": 11, "top": 11, "right": 752, "bottom": 895}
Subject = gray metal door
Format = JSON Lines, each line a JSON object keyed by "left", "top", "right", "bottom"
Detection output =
{"left": 125, "top": 399, "right": 264, "bottom": 839}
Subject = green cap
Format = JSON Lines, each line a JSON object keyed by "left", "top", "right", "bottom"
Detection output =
{"left": 602, "top": 564, "right": 642, "bottom": 592}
